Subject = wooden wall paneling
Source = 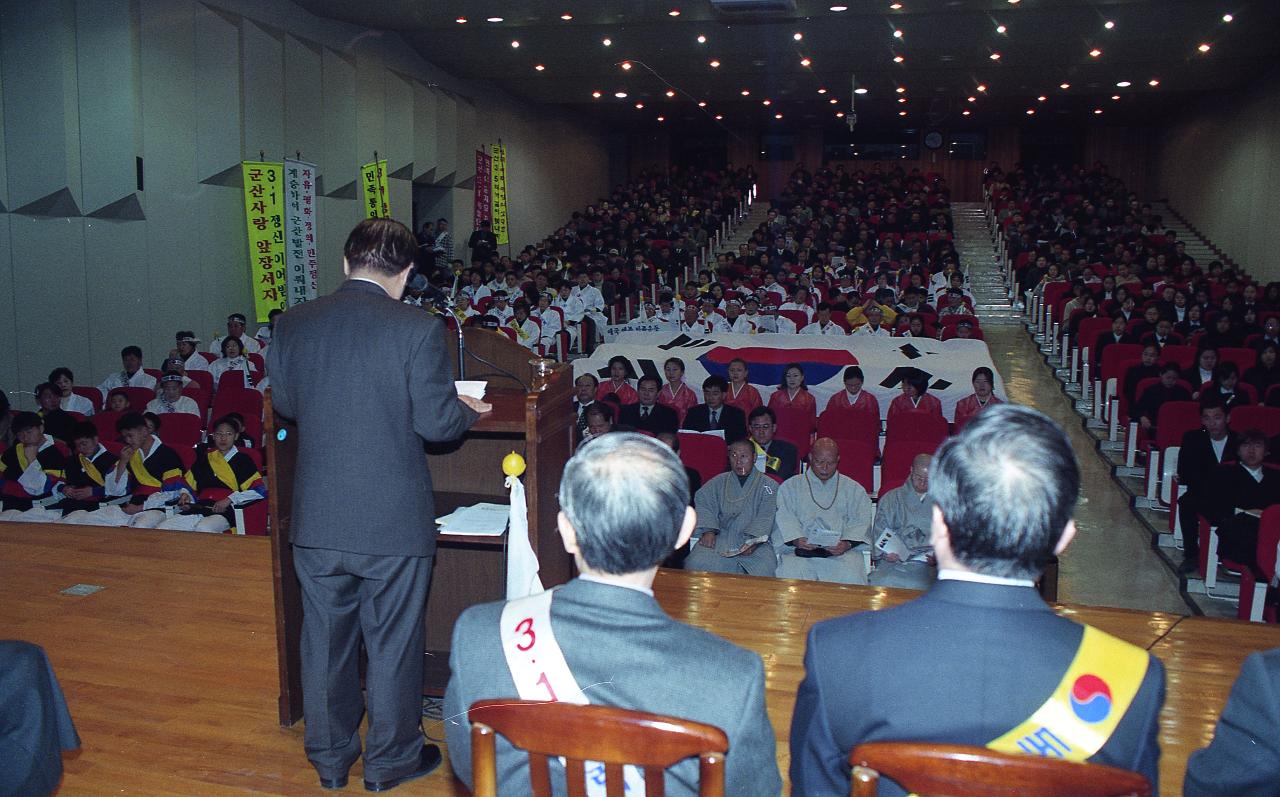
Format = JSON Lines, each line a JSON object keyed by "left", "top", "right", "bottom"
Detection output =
{"left": 193, "top": 4, "right": 241, "bottom": 183}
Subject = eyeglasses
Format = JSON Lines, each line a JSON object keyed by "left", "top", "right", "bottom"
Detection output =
{"left": 749, "top": 423, "right": 773, "bottom": 430}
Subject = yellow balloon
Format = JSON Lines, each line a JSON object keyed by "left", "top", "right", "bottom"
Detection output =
{"left": 502, "top": 451, "right": 527, "bottom": 477}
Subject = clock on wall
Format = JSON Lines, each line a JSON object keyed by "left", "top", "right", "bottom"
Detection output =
{"left": 923, "top": 129, "right": 944, "bottom": 150}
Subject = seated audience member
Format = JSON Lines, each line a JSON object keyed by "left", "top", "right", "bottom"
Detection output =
{"left": 899, "top": 314, "right": 929, "bottom": 338}
{"left": 887, "top": 368, "right": 944, "bottom": 420}
{"left": 747, "top": 407, "right": 798, "bottom": 479}
{"left": 854, "top": 305, "right": 892, "bottom": 337}
{"left": 731, "top": 297, "right": 769, "bottom": 333}
{"left": 1140, "top": 318, "right": 1182, "bottom": 350}
{"left": 654, "top": 430, "right": 702, "bottom": 502}
{"left": 208, "top": 336, "right": 258, "bottom": 388}
{"left": 790, "top": 405, "right": 1166, "bottom": 795}
{"left": 846, "top": 290, "right": 897, "bottom": 330}
{"left": 697, "top": 296, "right": 730, "bottom": 333}
{"left": 953, "top": 367, "right": 1003, "bottom": 430}
{"left": 572, "top": 374, "right": 599, "bottom": 436}
{"left": 1182, "top": 346, "right": 1218, "bottom": 393}
{"left": 1121, "top": 344, "right": 1162, "bottom": 410}
{"left": 1243, "top": 342, "right": 1279, "bottom": 399}
{"left": 62, "top": 412, "right": 189, "bottom": 528}
{"left": 1176, "top": 398, "right": 1237, "bottom": 575}
{"left": 452, "top": 293, "right": 480, "bottom": 326}
{"left": 774, "top": 438, "right": 873, "bottom": 584}
{"left": 531, "top": 292, "right": 564, "bottom": 352}
{"left": 595, "top": 355, "right": 638, "bottom": 405}
{"left": 51, "top": 422, "right": 121, "bottom": 518}
{"left": 157, "top": 416, "right": 266, "bottom": 533}
{"left": 443, "top": 433, "right": 780, "bottom": 796}
{"left": 658, "top": 357, "right": 698, "bottom": 426}
{"left": 97, "top": 345, "right": 157, "bottom": 398}
{"left": 255, "top": 308, "right": 282, "bottom": 349}
{"left": 1094, "top": 315, "right": 1135, "bottom": 367}
{"left": 1200, "top": 361, "right": 1252, "bottom": 412}
{"left": 685, "top": 439, "right": 779, "bottom": 577}
{"left": 952, "top": 319, "right": 978, "bottom": 339}
{"left": 143, "top": 412, "right": 163, "bottom": 438}
{"left": 0, "top": 413, "right": 67, "bottom": 515}
{"left": 800, "top": 302, "right": 846, "bottom": 336}
{"left": 173, "top": 331, "right": 209, "bottom": 373}
{"left": 1207, "top": 430, "right": 1279, "bottom": 577}
{"left": 209, "top": 313, "right": 262, "bottom": 355}
{"left": 506, "top": 303, "right": 540, "bottom": 350}
{"left": 677, "top": 302, "right": 715, "bottom": 335}
{"left": 570, "top": 270, "right": 609, "bottom": 344}
{"left": 49, "top": 368, "right": 94, "bottom": 416}
{"left": 768, "top": 363, "right": 818, "bottom": 431}
{"left": 1183, "top": 647, "right": 1280, "bottom": 796}
{"left": 936, "top": 287, "right": 972, "bottom": 318}
{"left": 1135, "top": 363, "right": 1193, "bottom": 432}
{"left": 868, "top": 454, "right": 936, "bottom": 590}
{"left": 618, "top": 375, "right": 679, "bottom": 435}
{"left": 34, "top": 383, "right": 77, "bottom": 444}
{"left": 581, "top": 404, "right": 617, "bottom": 445}
{"left": 104, "top": 389, "right": 132, "bottom": 415}
{"left": 780, "top": 286, "right": 816, "bottom": 324}
{"left": 725, "top": 358, "right": 763, "bottom": 416}
{"left": 487, "top": 291, "right": 514, "bottom": 325}
{"left": 683, "top": 376, "right": 748, "bottom": 443}
{"left": 824, "top": 366, "right": 880, "bottom": 416}
{"left": 145, "top": 374, "right": 200, "bottom": 417}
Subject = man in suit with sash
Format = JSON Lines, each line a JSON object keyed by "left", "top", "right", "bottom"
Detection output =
{"left": 268, "top": 219, "right": 489, "bottom": 792}
{"left": 444, "top": 433, "right": 781, "bottom": 796}
{"left": 790, "top": 404, "right": 1165, "bottom": 796}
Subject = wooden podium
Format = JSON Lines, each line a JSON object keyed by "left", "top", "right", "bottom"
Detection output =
{"left": 266, "top": 327, "right": 576, "bottom": 726}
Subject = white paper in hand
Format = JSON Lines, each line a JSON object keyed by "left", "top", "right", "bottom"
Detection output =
{"left": 455, "top": 381, "right": 488, "bottom": 400}
{"left": 874, "top": 529, "right": 911, "bottom": 561}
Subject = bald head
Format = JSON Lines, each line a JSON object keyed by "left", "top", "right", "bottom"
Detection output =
{"left": 909, "top": 453, "right": 931, "bottom": 493}
{"left": 809, "top": 438, "right": 840, "bottom": 481}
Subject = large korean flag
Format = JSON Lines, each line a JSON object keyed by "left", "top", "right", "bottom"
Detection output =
{"left": 573, "top": 332, "right": 1008, "bottom": 421}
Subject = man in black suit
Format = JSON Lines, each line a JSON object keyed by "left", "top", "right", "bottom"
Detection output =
{"left": 618, "top": 375, "right": 679, "bottom": 435}
{"left": 747, "top": 406, "right": 798, "bottom": 479}
{"left": 571, "top": 373, "right": 599, "bottom": 437}
{"left": 1092, "top": 314, "right": 1134, "bottom": 368}
{"left": 1184, "top": 647, "right": 1280, "bottom": 795}
{"left": 267, "top": 219, "right": 489, "bottom": 792}
{"left": 682, "top": 375, "right": 748, "bottom": 443}
{"left": 1207, "top": 430, "right": 1280, "bottom": 577}
{"left": 1176, "top": 398, "right": 1238, "bottom": 575}
{"left": 791, "top": 405, "right": 1166, "bottom": 796}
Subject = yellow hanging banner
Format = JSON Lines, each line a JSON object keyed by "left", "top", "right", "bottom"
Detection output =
{"left": 361, "top": 159, "right": 390, "bottom": 218}
{"left": 241, "top": 161, "right": 286, "bottom": 323}
{"left": 490, "top": 143, "right": 509, "bottom": 245}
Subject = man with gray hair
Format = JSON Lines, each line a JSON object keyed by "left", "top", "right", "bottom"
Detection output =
{"left": 445, "top": 433, "right": 780, "bottom": 796}
{"left": 867, "top": 453, "right": 937, "bottom": 591}
{"left": 791, "top": 405, "right": 1166, "bottom": 796}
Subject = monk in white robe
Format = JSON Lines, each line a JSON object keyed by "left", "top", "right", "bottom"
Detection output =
{"left": 774, "top": 438, "right": 873, "bottom": 584}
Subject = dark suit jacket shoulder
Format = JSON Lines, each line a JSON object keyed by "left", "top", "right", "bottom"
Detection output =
{"left": 764, "top": 438, "right": 798, "bottom": 478}
{"left": 1185, "top": 647, "right": 1280, "bottom": 796}
{"left": 444, "top": 579, "right": 781, "bottom": 797}
{"left": 682, "top": 403, "right": 748, "bottom": 443}
{"left": 1177, "top": 430, "right": 1238, "bottom": 491}
{"left": 618, "top": 402, "right": 679, "bottom": 435}
{"left": 266, "top": 279, "right": 478, "bottom": 557}
{"left": 790, "top": 580, "right": 1165, "bottom": 797}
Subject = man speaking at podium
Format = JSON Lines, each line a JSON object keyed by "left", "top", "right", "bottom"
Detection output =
{"left": 268, "top": 218, "right": 490, "bottom": 792}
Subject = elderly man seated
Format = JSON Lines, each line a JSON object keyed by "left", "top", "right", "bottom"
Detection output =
{"left": 684, "top": 439, "right": 778, "bottom": 577}
{"left": 868, "top": 453, "right": 937, "bottom": 590}
{"left": 774, "top": 438, "right": 873, "bottom": 584}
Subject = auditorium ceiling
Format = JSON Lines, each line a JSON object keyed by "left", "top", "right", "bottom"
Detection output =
{"left": 295, "top": 0, "right": 1280, "bottom": 132}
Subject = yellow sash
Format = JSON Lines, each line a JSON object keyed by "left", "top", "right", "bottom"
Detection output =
{"left": 128, "top": 450, "right": 162, "bottom": 488}
{"left": 986, "top": 625, "right": 1148, "bottom": 761}
{"left": 16, "top": 445, "right": 30, "bottom": 471}
{"left": 79, "top": 454, "right": 104, "bottom": 487}
{"left": 752, "top": 440, "right": 781, "bottom": 473}
{"left": 207, "top": 450, "right": 239, "bottom": 492}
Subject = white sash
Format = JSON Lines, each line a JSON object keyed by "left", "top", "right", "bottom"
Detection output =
{"left": 500, "top": 589, "right": 646, "bottom": 796}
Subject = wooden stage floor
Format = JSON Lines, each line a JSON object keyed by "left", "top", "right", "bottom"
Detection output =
{"left": 2, "top": 524, "right": 1278, "bottom": 796}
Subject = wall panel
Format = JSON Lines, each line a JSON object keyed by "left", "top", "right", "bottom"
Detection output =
{"left": 434, "top": 91, "right": 458, "bottom": 185}
{"left": 0, "top": 215, "right": 15, "bottom": 397}
{"left": 412, "top": 81, "right": 438, "bottom": 182}
{"left": 383, "top": 70, "right": 414, "bottom": 178}
{"left": 9, "top": 216, "right": 88, "bottom": 393}
{"left": 76, "top": 0, "right": 140, "bottom": 214}
{"left": 84, "top": 219, "right": 150, "bottom": 371}
{"left": 320, "top": 47, "right": 356, "bottom": 195}
{"left": 454, "top": 99, "right": 476, "bottom": 184}
{"left": 283, "top": 35, "right": 324, "bottom": 165}
{"left": 194, "top": 4, "right": 242, "bottom": 181}
{"left": 241, "top": 19, "right": 285, "bottom": 161}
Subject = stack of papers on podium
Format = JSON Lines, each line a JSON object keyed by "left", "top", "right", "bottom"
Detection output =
{"left": 436, "top": 502, "right": 509, "bottom": 536}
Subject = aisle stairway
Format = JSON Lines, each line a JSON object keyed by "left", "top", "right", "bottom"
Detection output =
{"left": 952, "top": 202, "right": 1019, "bottom": 325}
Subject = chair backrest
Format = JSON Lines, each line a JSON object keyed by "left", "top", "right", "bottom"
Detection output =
{"left": 1100, "top": 344, "right": 1144, "bottom": 383}
{"left": 1158, "top": 344, "right": 1196, "bottom": 370}
{"left": 1042, "top": 282, "right": 1071, "bottom": 308}
{"left": 677, "top": 432, "right": 729, "bottom": 486}
{"left": 1227, "top": 404, "right": 1280, "bottom": 437}
{"left": 468, "top": 699, "right": 728, "bottom": 797}
{"left": 817, "top": 406, "right": 880, "bottom": 454}
{"left": 831, "top": 438, "right": 876, "bottom": 493}
{"left": 1218, "top": 346, "right": 1257, "bottom": 373}
{"left": 72, "top": 385, "right": 104, "bottom": 411}
{"left": 157, "top": 413, "right": 204, "bottom": 449}
{"left": 771, "top": 402, "right": 817, "bottom": 461}
{"left": 187, "top": 370, "right": 214, "bottom": 393}
{"left": 1153, "top": 401, "right": 1202, "bottom": 450}
{"left": 216, "top": 369, "right": 254, "bottom": 395}
{"left": 119, "top": 386, "right": 157, "bottom": 411}
{"left": 880, "top": 440, "right": 937, "bottom": 494}
{"left": 1077, "top": 317, "right": 1113, "bottom": 355}
{"left": 1257, "top": 505, "right": 1280, "bottom": 583}
{"left": 90, "top": 411, "right": 124, "bottom": 442}
{"left": 848, "top": 742, "right": 1151, "bottom": 797}
{"left": 211, "top": 391, "right": 264, "bottom": 446}
{"left": 182, "top": 385, "right": 211, "bottom": 416}
{"left": 777, "top": 309, "right": 809, "bottom": 330}
{"left": 885, "top": 411, "right": 948, "bottom": 451}
{"left": 938, "top": 313, "right": 980, "bottom": 329}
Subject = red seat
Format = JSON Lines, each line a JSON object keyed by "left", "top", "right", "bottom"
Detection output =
{"left": 182, "top": 385, "right": 211, "bottom": 417}
{"left": 776, "top": 309, "right": 809, "bottom": 331}
{"left": 232, "top": 447, "right": 268, "bottom": 535}
{"left": 938, "top": 313, "right": 980, "bottom": 330}
{"left": 1218, "top": 347, "right": 1258, "bottom": 373}
{"left": 676, "top": 432, "right": 728, "bottom": 487}
{"left": 880, "top": 440, "right": 937, "bottom": 494}
{"left": 173, "top": 444, "right": 197, "bottom": 472}
{"left": 1228, "top": 405, "right": 1280, "bottom": 437}
{"left": 940, "top": 325, "right": 985, "bottom": 341}
{"left": 1236, "top": 506, "right": 1279, "bottom": 622}
{"left": 211, "top": 391, "right": 264, "bottom": 447}
{"left": 1159, "top": 344, "right": 1197, "bottom": 370}
{"left": 199, "top": 352, "right": 217, "bottom": 364}
{"left": 1076, "top": 317, "right": 1115, "bottom": 365}
{"left": 247, "top": 353, "right": 266, "bottom": 374}
{"left": 156, "top": 413, "right": 204, "bottom": 449}
{"left": 90, "top": 411, "right": 124, "bottom": 442}
{"left": 116, "top": 386, "right": 156, "bottom": 413}
{"left": 771, "top": 403, "right": 816, "bottom": 462}
{"left": 817, "top": 406, "right": 880, "bottom": 456}
{"left": 187, "top": 370, "right": 214, "bottom": 394}
{"left": 216, "top": 369, "right": 257, "bottom": 395}
{"left": 72, "top": 385, "right": 104, "bottom": 411}
{"left": 831, "top": 438, "right": 876, "bottom": 494}
{"left": 885, "top": 411, "right": 948, "bottom": 452}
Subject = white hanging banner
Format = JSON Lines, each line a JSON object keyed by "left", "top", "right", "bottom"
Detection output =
{"left": 284, "top": 158, "right": 320, "bottom": 305}
{"left": 505, "top": 474, "right": 544, "bottom": 600}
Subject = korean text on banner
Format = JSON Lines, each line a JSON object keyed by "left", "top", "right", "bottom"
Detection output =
{"left": 360, "top": 159, "right": 390, "bottom": 219}
{"left": 490, "top": 143, "right": 509, "bottom": 246}
{"left": 473, "top": 150, "right": 492, "bottom": 230}
{"left": 241, "top": 161, "right": 286, "bottom": 323}
{"left": 283, "top": 158, "right": 319, "bottom": 305}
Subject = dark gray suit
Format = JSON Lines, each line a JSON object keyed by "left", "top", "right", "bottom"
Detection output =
{"left": 1185, "top": 647, "right": 1280, "bottom": 796}
{"left": 444, "top": 578, "right": 782, "bottom": 796}
{"left": 268, "top": 279, "right": 478, "bottom": 783}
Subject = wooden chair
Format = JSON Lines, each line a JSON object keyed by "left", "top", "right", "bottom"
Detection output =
{"left": 469, "top": 699, "right": 728, "bottom": 797}
{"left": 848, "top": 742, "right": 1151, "bottom": 797}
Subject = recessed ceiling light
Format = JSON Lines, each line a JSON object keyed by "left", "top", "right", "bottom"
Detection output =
{"left": 893, "top": 55, "right": 905, "bottom": 63}
{"left": 697, "top": 34, "right": 706, "bottom": 43}
{"left": 1059, "top": 82, "right": 1070, "bottom": 90}
{"left": 996, "top": 24, "right": 1007, "bottom": 34}
{"left": 634, "top": 102, "right": 644, "bottom": 109}
{"left": 602, "top": 38, "right": 612, "bottom": 46}
{"left": 829, "top": 5, "right": 848, "bottom": 11}
{"left": 1111, "top": 94, "right": 1121, "bottom": 100}
{"left": 615, "top": 91, "right": 628, "bottom": 98}
{"left": 621, "top": 61, "right": 631, "bottom": 70}
{"left": 741, "top": 89, "right": 750, "bottom": 95}
{"left": 793, "top": 32, "right": 803, "bottom": 41}
{"left": 976, "top": 83, "right": 988, "bottom": 92}
{"left": 1148, "top": 79, "right": 1160, "bottom": 87}
{"left": 1089, "top": 48, "right": 1102, "bottom": 57}
{"left": 1007, "top": 0, "right": 1020, "bottom": 4}
{"left": 817, "top": 87, "right": 828, "bottom": 94}
{"left": 1104, "top": 20, "right": 1115, "bottom": 29}
{"left": 962, "top": 109, "right": 971, "bottom": 116}
{"left": 898, "top": 110, "right": 908, "bottom": 116}
{"left": 560, "top": 13, "right": 573, "bottom": 20}
{"left": 657, "top": 115, "right": 665, "bottom": 121}
{"left": 897, "top": 97, "right": 907, "bottom": 103}
{"left": 854, "top": 87, "right": 868, "bottom": 94}
{"left": 698, "top": 100, "right": 707, "bottom": 107}
{"left": 1026, "top": 109, "right": 1035, "bottom": 115}
{"left": 455, "top": 16, "right": 467, "bottom": 23}
{"left": 774, "top": 113, "right": 783, "bottom": 119}
{"left": 709, "top": 59, "right": 720, "bottom": 68}
{"left": 1038, "top": 95, "right": 1047, "bottom": 101}
{"left": 534, "top": 64, "right": 545, "bottom": 71}
{"left": 800, "top": 57, "right": 812, "bottom": 67}
{"left": 989, "top": 52, "right": 1001, "bottom": 60}
{"left": 486, "top": 16, "right": 503, "bottom": 23}
{"left": 890, "top": 1, "right": 902, "bottom": 8}
{"left": 1198, "top": 42, "right": 1212, "bottom": 52}
{"left": 666, "top": 89, "right": 676, "bottom": 97}
{"left": 668, "top": 9, "right": 681, "bottom": 16}
{"left": 837, "top": 111, "right": 846, "bottom": 118}
{"left": 893, "top": 29, "right": 903, "bottom": 38}
{"left": 896, "top": 86, "right": 906, "bottom": 93}
{"left": 1116, "top": 80, "right": 1131, "bottom": 87}
{"left": 830, "top": 98, "right": 838, "bottom": 104}
{"left": 714, "top": 114, "right": 723, "bottom": 119}
{"left": 591, "top": 90, "right": 602, "bottom": 98}
{"left": 967, "top": 95, "right": 977, "bottom": 102}
{"left": 1094, "top": 108, "right": 1103, "bottom": 114}
{"left": 1222, "top": 13, "right": 1233, "bottom": 22}
{"left": 762, "top": 99, "right": 772, "bottom": 105}
{"left": 510, "top": 40, "right": 520, "bottom": 48}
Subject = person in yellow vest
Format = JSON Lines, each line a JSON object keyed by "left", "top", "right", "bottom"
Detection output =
{"left": 157, "top": 416, "right": 266, "bottom": 533}
{"left": 790, "top": 404, "right": 1166, "bottom": 796}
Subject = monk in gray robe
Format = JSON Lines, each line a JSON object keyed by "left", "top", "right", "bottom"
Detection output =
{"left": 774, "top": 438, "right": 874, "bottom": 584}
{"left": 868, "top": 453, "right": 937, "bottom": 590}
{"left": 685, "top": 439, "right": 778, "bottom": 576}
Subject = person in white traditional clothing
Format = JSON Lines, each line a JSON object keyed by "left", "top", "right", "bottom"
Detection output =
{"left": 97, "top": 345, "right": 157, "bottom": 399}
{"left": 531, "top": 292, "right": 564, "bottom": 352}
{"left": 570, "top": 271, "right": 609, "bottom": 343}
{"left": 773, "top": 438, "right": 874, "bottom": 584}
{"left": 698, "top": 296, "right": 730, "bottom": 333}
{"left": 779, "top": 286, "right": 817, "bottom": 324}
{"left": 49, "top": 368, "right": 94, "bottom": 416}
{"left": 209, "top": 313, "right": 262, "bottom": 355}
{"left": 208, "top": 336, "right": 259, "bottom": 390}
{"left": 867, "top": 453, "right": 936, "bottom": 590}
{"left": 553, "top": 281, "right": 585, "bottom": 348}
{"left": 145, "top": 374, "right": 200, "bottom": 417}
{"left": 678, "top": 303, "right": 714, "bottom": 335}
{"left": 173, "top": 331, "right": 210, "bottom": 373}
{"left": 684, "top": 439, "right": 779, "bottom": 577}
{"left": 460, "top": 269, "right": 492, "bottom": 305}
{"left": 255, "top": 308, "right": 282, "bottom": 349}
{"left": 451, "top": 293, "right": 480, "bottom": 326}
{"left": 801, "top": 303, "right": 847, "bottom": 337}
{"left": 854, "top": 305, "right": 892, "bottom": 337}
{"left": 732, "top": 297, "right": 767, "bottom": 334}
{"left": 506, "top": 303, "right": 540, "bottom": 350}
{"left": 487, "top": 291, "right": 515, "bottom": 325}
